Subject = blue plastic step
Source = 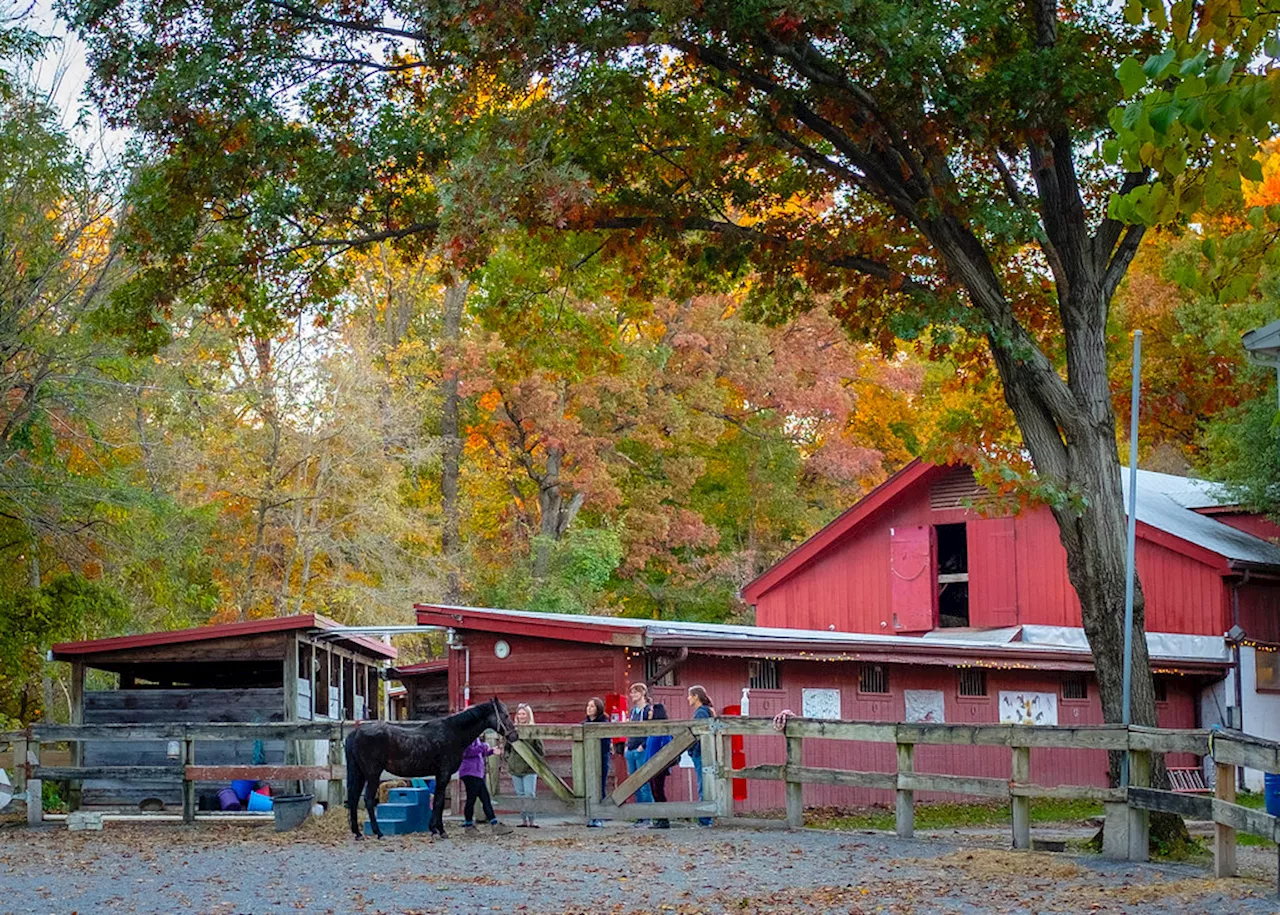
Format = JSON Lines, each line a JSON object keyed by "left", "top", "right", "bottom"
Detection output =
{"left": 366, "top": 817, "right": 425, "bottom": 836}
{"left": 387, "top": 787, "right": 432, "bottom": 805}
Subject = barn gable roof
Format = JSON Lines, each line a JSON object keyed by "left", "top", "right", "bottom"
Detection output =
{"left": 742, "top": 461, "right": 1280, "bottom": 603}
{"left": 414, "top": 604, "right": 1227, "bottom": 674}
{"left": 52, "top": 613, "right": 397, "bottom": 661}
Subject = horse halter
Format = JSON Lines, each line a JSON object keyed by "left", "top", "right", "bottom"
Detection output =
{"left": 494, "top": 700, "right": 519, "bottom": 742}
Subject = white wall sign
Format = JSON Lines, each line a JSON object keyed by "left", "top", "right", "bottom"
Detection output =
{"left": 802, "top": 687, "right": 841, "bottom": 719}
{"left": 999, "top": 691, "right": 1058, "bottom": 726}
{"left": 904, "top": 689, "right": 946, "bottom": 723}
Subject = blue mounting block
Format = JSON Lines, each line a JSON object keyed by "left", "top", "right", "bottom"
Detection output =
{"left": 364, "top": 780, "right": 435, "bottom": 836}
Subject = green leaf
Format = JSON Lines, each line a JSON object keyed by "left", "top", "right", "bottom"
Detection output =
{"left": 1248, "top": 206, "right": 1266, "bottom": 228}
{"left": 1144, "top": 49, "right": 1176, "bottom": 79}
{"left": 1102, "top": 138, "right": 1121, "bottom": 164}
{"left": 1241, "top": 155, "right": 1264, "bottom": 182}
{"left": 1117, "top": 58, "right": 1147, "bottom": 95}
{"left": 1208, "top": 59, "right": 1236, "bottom": 87}
{"left": 1202, "top": 236, "right": 1217, "bottom": 262}
{"left": 1179, "top": 49, "right": 1210, "bottom": 76}
{"left": 1149, "top": 103, "right": 1178, "bottom": 135}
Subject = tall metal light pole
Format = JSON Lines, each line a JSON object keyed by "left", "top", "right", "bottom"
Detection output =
{"left": 1120, "top": 330, "right": 1142, "bottom": 787}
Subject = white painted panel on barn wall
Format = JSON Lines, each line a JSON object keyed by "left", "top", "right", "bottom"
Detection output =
{"left": 904, "top": 689, "right": 945, "bottom": 723}
{"left": 998, "top": 691, "right": 1058, "bottom": 726}
{"left": 802, "top": 687, "right": 841, "bottom": 719}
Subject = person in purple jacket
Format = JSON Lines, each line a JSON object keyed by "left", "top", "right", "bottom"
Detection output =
{"left": 459, "top": 736, "right": 510, "bottom": 833}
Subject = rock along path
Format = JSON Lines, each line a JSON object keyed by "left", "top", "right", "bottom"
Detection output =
{"left": 1, "top": 815, "right": 1277, "bottom": 915}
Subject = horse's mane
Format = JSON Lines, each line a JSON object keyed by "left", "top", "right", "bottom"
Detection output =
{"left": 445, "top": 702, "right": 494, "bottom": 729}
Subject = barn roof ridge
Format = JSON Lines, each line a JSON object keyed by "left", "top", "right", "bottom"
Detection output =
{"left": 51, "top": 613, "right": 398, "bottom": 660}
{"left": 741, "top": 461, "right": 1280, "bottom": 602}
{"left": 414, "top": 603, "right": 1226, "bottom": 671}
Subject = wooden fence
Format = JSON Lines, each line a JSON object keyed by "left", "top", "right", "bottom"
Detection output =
{"left": 4, "top": 718, "right": 1278, "bottom": 891}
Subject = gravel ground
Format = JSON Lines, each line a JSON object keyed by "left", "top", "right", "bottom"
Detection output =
{"left": 1, "top": 815, "right": 1277, "bottom": 915}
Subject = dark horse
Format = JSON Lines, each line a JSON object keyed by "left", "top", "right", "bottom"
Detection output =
{"left": 344, "top": 697, "right": 518, "bottom": 839}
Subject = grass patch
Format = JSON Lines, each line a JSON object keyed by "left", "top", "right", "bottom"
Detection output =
{"left": 809, "top": 798, "right": 1103, "bottom": 832}
{"left": 1227, "top": 792, "right": 1277, "bottom": 848}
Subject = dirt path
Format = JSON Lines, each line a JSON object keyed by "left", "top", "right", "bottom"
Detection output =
{"left": 1, "top": 816, "right": 1276, "bottom": 914}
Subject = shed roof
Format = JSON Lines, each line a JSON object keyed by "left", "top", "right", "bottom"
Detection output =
{"left": 414, "top": 604, "right": 1227, "bottom": 675}
{"left": 743, "top": 461, "right": 1280, "bottom": 602}
{"left": 389, "top": 658, "right": 449, "bottom": 679}
{"left": 52, "top": 613, "right": 397, "bottom": 662}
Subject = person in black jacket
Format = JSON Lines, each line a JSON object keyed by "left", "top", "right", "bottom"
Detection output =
{"left": 644, "top": 701, "right": 672, "bottom": 829}
{"left": 584, "top": 697, "right": 610, "bottom": 827}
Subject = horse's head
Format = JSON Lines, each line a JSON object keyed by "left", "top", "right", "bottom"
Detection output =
{"left": 490, "top": 697, "right": 519, "bottom": 743}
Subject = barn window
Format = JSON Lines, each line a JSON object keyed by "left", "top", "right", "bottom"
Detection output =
{"left": 1061, "top": 674, "right": 1088, "bottom": 701}
{"left": 936, "top": 523, "right": 969, "bottom": 628}
{"left": 859, "top": 663, "right": 889, "bottom": 694}
{"left": 748, "top": 659, "right": 780, "bottom": 690}
{"left": 1256, "top": 651, "right": 1280, "bottom": 693}
{"left": 1153, "top": 676, "right": 1168, "bottom": 703}
{"left": 645, "top": 652, "right": 678, "bottom": 687}
{"left": 958, "top": 668, "right": 987, "bottom": 697}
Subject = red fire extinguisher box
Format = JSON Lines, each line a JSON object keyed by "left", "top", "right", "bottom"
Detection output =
{"left": 722, "top": 704, "right": 748, "bottom": 802}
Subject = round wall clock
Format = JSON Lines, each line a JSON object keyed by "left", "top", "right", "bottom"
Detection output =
{"left": 494, "top": 639, "right": 511, "bottom": 659}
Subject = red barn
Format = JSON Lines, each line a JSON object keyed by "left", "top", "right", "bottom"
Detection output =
{"left": 741, "top": 461, "right": 1280, "bottom": 790}
{"left": 414, "top": 603, "right": 1225, "bottom": 811}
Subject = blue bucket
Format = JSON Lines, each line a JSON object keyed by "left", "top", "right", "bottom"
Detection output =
{"left": 231, "top": 779, "right": 256, "bottom": 802}
{"left": 1265, "top": 772, "right": 1280, "bottom": 817}
{"left": 247, "top": 790, "right": 273, "bottom": 812}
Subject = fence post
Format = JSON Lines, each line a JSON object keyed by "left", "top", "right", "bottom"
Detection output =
{"left": 570, "top": 728, "right": 585, "bottom": 799}
{"left": 328, "top": 731, "right": 345, "bottom": 812}
{"left": 583, "top": 727, "right": 601, "bottom": 823}
{"left": 717, "top": 727, "right": 734, "bottom": 819}
{"left": 182, "top": 738, "right": 196, "bottom": 825}
{"left": 1213, "top": 760, "right": 1237, "bottom": 878}
{"left": 26, "top": 740, "right": 42, "bottom": 827}
{"left": 784, "top": 733, "right": 804, "bottom": 828}
{"left": 895, "top": 741, "right": 914, "bottom": 839}
{"left": 67, "top": 660, "right": 85, "bottom": 812}
{"left": 699, "top": 728, "right": 719, "bottom": 818}
{"left": 13, "top": 737, "right": 28, "bottom": 821}
{"left": 1126, "top": 749, "right": 1151, "bottom": 862}
{"left": 1011, "top": 745, "right": 1031, "bottom": 850}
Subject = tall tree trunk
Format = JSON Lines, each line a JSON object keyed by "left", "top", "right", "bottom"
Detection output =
{"left": 532, "top": 445, "right": 585, "bottom": 581}
{"left": 439, "top": 281, "right": 468, "bottom": 603}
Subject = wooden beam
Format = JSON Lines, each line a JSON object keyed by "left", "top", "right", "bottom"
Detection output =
{"left": 1214, "top": 761, "right": 1236, "bottom": 878}
{"left": 786, "top": 720, "right": 897, "bottom": 742}
{"left": 35, "top": 765, "right": 180, "bottom": 780}
{"left": 67, "top": 660, "right": 85, "bottom": 812}
{"left": 517, "top": 723, "right": 583, "bottom": 741}
{"left": 1128, "top": 750, "right": 1152, "bottom": 862}
{"left": 511, "top": 740, "right": 577, "bottom": 803}
{"left": 1127, "top": 786, "right": 1212, "bottom": 819}
{"left": 897, "top": 772, "right": 1010, "bottom": 799}
{"left": 1011, "top": 745, "right": 1030, "bottom": 850}
{"left": 1010, "top": 784, "right": 1126, "bottom": 802}
{"left": 1211, "top": 733, "right": 1280, "bottom": 773}
{"left": 608, "top": 730, "right": 696, "bottom": 807}
{"left": 1128, "top": 726, "right": 1209, "bottom": 755}
{"left": 896, "top": 742, "right": 914, "bottom": 839}
{"left": 785, "top": 735, "right": 804, "bottom": 828}
{"left": 27, "top": 741, "right": 41, "bottom": 827}
{"left": 182, "top": 739, "right": 196, "bottom": 825}
{"left": 185, "top": 765, "right": 344, "bottom": 781}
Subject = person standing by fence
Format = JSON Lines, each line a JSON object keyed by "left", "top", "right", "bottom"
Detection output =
{"left": 644, "top": 700, "right": 672, "bottom": 829}
{"left": 625, "top": 683, "right": 654, "bottom": 826}
{"left": 687, "top": 685, "right": 715, "bottom": 827}
{"left": 459, "top": 736, "right": 510, "bottom": 834}
{"left": 585, "top": 697, "right": 610, "bottom": 827}
{"left": 504, "top": 703, "right": 543, "bottom": 827}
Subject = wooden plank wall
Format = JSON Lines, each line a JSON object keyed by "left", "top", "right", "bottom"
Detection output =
{"left": 82, "top": 688, "right": 286, "bottom": 807}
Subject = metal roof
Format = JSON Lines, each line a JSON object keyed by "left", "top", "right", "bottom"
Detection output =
{"left": 52, "top": 614, "right": 398, "bottom": 661}
{"left": 414, "top": 604, "right": 1227, "bottom": 672}
{"left": 1123, "top": 470, "right": 1280, "bottom": 567}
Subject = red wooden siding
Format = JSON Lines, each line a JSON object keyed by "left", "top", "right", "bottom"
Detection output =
{"left": 1202, "top": 511, "right": 1280, "bottom": 543}
{"left": 1238, "top": 583, "right": 1280, "bottom": 643}
{"left": 756, "top": 471, "right": 1232, "bottom": 637}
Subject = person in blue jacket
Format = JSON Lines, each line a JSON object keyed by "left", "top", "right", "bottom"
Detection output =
{"left": 686, "top": 685, "right": 715, "bottom": 827}
{"left": 584, "top": 697, "right": 610, "bottom": 827}
{"left": 643, "top": 700, "right": 672, "bottom": 829}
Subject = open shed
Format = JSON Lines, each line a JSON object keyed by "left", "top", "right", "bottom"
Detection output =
{"left": 51, "top": 614, "right": 396, "bottom": 808}
{"left": 388, "top": 659, "right": 449, "bottom": 720}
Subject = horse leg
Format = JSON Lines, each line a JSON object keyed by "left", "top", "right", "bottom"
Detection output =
{"left": 430, "top": 775, "right": 450, "bottom": 838}
{"left": 348, "top": 764, "right": 366, "bottom": 839}
{"left": 364, "top": 776, "right": 383, "bottom": 839}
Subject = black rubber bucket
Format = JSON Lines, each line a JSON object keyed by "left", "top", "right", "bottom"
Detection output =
{"left": 272, "top": 794, "right": 313, "bottom": 832}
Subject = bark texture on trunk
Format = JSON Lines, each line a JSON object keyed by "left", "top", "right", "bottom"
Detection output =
{"left": 439, "top": 280, "right": 468, "bottom": 604}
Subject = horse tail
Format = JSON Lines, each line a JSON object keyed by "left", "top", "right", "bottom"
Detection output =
{"left": 344, "top": 729, "right": 363, "bottom": 836}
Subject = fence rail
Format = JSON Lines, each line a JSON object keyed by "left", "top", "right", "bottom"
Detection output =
{"left": 4, "top": 718, "right": 1277, "bottom": 892}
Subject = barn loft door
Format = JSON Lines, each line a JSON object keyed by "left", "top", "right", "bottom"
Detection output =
{"left": 890, "top": 525, "right": 936, "bottom": 632}
{"left": 968, "top": 517, "right": 1019, "bottom": 627}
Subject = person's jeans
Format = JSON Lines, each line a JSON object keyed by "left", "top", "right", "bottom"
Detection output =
{"left": 511, "top": 772, "right": 537, "bottom": 823}
{"left": 694, "top": 760, "right": 713, "bottom": 826}
{"left": 624, "top": 748, "right": 654, "bottom": 804}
